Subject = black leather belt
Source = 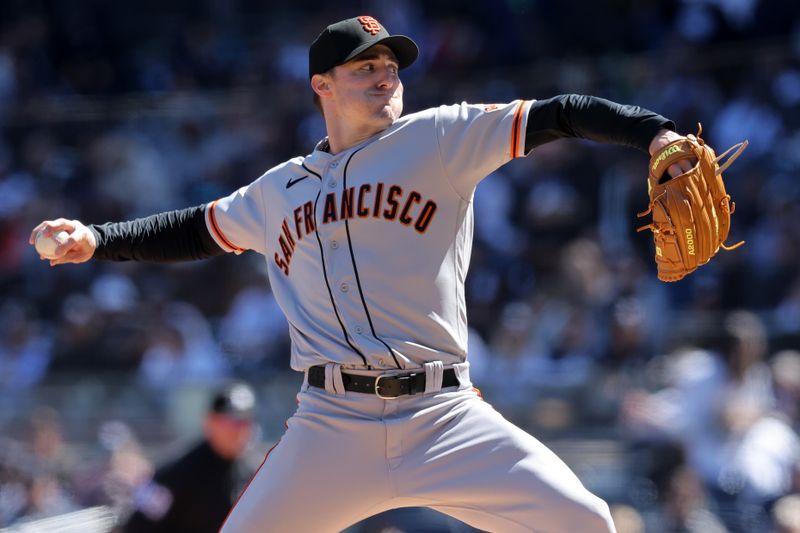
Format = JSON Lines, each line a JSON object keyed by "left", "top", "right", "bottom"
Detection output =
{"left": 307, "top": 365, "right": 459, "bottom": 398}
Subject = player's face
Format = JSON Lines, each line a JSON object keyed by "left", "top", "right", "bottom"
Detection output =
{"left": 328, "top": 45, "right": 403, "bottom": 129}
{"left": 205, "top": 414, "right": 253, "bottom": 460}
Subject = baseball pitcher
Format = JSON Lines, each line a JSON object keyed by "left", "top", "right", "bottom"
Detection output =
{"left": 30, "top": 15, "right": 745, "bottom": 533}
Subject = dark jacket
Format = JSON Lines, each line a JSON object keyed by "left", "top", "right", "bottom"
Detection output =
{"left": 124, "top": 441, "right": 246, "bottom": 533}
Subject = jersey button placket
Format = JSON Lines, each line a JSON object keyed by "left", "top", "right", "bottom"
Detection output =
{"left": 321, "top": 156, "right": 369, "bottom": 357}
{"left": 328, "top": 159, "right": 340, "bottom": 188}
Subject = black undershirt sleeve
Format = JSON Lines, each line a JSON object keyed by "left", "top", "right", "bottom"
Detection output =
{"left": 524, "top": 94, "right": 676, "bottom": 154}
{"left": 89, "top": 204, "right": 227, "bottom": 262}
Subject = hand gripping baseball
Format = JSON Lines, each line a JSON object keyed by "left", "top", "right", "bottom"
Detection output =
{"left": 29, "top": 219, "right": 97, "bottom": 266}
{"left": 637, "top": 124, "right": 748, "bottom": 282}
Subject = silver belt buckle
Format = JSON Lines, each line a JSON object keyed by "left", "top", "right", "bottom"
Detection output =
{"left": 374, "top": 372, "right": 401, "bottom": 399}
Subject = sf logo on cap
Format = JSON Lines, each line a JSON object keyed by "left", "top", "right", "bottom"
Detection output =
{"left": 358, "top": 16, "right": 382, "bottom": 35}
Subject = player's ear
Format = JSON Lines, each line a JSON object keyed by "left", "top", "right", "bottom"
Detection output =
{"left": 311, "top": 74, "right": 332, "bottom": 98}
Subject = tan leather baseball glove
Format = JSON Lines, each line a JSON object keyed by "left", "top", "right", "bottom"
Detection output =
{"left": 637, "top": 124, "right": 748, "bottom": 282}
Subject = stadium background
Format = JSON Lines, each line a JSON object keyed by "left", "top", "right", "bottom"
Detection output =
{"left": 1, "top": 0, "right": 800, "bottom": 531}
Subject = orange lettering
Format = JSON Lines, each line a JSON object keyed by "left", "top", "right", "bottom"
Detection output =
{"left": 357, "top": 184, "right": 371, "bottom": 217}
{"left": 414, "top": 201, "right": 437, "bottom": 233}
{"left": 399, "top": 191, "right": 421, "bottom": 225}
{"left": 323, "top": 193, "right": 338, "bottom": 224}
{"left": 383, "top": 185, "right": 402, "bottom": 220}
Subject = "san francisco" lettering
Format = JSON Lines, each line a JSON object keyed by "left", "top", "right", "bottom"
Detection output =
{"left": 274, "top": 182, "right": 438, "bottom": 275}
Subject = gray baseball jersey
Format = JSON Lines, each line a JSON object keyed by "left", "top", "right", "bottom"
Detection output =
{"left": 205, "top": 100, "right": 532, "bottom": 371}
{"left": 210, "top": 99, "right": 616, "bottom": 533}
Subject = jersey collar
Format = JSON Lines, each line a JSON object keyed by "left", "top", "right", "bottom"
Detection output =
{"left": 302, "top": 120, "right": 404, "bottom": 174}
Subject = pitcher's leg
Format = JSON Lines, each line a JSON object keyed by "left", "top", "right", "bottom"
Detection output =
{"left": 221, "top": 393, "right": 394, "bottom": 533}
{"left": 397, "top": 391, "right": 616, "bottom": 533}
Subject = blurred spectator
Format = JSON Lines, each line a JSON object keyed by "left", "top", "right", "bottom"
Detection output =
{"left": 217, "top": 286, "right": 289, "bottom": 371}
{"left": 0, "top": 407, "right": 81, "bottom": 526}
{"left": 622, "top": 311, "right": 800, "bottom": 530}
{"left": 659, "top": 464, "right": 727, "bottom": 533}
{"left": 27, "top": 407, "right": 79, "bottom": 488}
{"left": 71, "top": 421, "right": 153, "bottom": 515}
{"left": 138, "top": 302, "right": 232, "bottom": 398}
{"left": 771, "top": 350, "right": 800, "bottom": 424}
{"left": 123, "top": 382, "right": 258, "bottom": 533}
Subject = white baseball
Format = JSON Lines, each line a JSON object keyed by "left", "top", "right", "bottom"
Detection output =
{"left": 35, "top": 230, "right": 70, "bottom": 259}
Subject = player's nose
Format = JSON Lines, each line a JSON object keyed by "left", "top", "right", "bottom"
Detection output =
{"left": 375, "top": 66, "right": 398, "bottom": 89}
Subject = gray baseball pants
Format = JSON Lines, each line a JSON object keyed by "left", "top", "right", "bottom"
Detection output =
{"left": 221, "top": 363, "right": 616, "bottom": 533}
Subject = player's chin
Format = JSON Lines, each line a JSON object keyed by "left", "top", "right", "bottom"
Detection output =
{"left": 369, "top": 108, "right": 397, "bottom": 128}
{"left": 376, "top": 102, "right": 402, "bottom": 124}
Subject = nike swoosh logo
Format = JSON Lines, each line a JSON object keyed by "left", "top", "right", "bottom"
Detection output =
{"left": 286, "top": 175, "right": 309, "bottom": 189}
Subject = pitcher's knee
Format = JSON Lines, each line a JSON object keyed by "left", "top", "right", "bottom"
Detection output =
{"left": 544, "top": 490, "right": 615, "bottom": 533}
{"left": 577, "top": 496, "right": 616, "bottom": 533}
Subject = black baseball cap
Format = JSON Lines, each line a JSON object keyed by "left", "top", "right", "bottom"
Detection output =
{"left": 209, "top": 382, "right": 256, "bottom": 420}
{"left": 308, "top": 16, "right": 419, "bottom": 78}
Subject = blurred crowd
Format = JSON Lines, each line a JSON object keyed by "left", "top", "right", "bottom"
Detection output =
{"left": 2, "top": 0, "right": 800, "bottom": 531}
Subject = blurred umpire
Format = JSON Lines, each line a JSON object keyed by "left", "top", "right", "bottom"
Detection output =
{"left": 123, "top": 382, "right": 257, "bottom": 533}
